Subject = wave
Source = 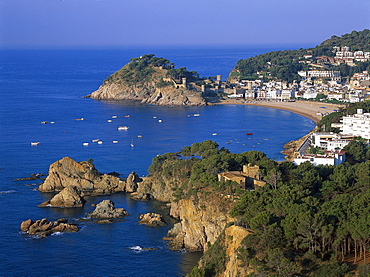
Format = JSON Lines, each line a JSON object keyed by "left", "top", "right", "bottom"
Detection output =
{"left": 0, "top": 190, "right": 16, "bottom": 195}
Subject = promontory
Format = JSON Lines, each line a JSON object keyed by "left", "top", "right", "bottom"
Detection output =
{"left": 86, "top": 54, "right": 207, "bottom": 106}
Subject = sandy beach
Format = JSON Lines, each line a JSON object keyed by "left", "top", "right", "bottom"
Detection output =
{"left": 218, "top": 99, "right": 345, "bottom": 123}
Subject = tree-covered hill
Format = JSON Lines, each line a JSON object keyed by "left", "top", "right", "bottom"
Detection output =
{"left": 148, "top": 140, "right": 370, "bottom": 276}
{"left": 104, "top": 54, "right": 200, "bottom": 86}
{"left": 229, "top": 29, "right": 370, "bottom": 82}
{"left": 317, "top": 29, "right": 370, "bottom": 54}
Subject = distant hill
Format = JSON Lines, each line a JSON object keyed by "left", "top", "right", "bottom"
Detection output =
{"left": 228, "top": 29, "right": 370, "bottom": 82}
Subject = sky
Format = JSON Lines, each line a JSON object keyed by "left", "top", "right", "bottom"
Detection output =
{"left": 0, "top": 0, "right": 369, "bottom": 49}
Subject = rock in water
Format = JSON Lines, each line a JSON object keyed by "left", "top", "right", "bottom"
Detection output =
{"left": 125, "top": 171, "right": 142, "bottom": 193}
{"left": 20, "top": 218, "right": 79, "bottom": 238}
{"left": 138, "top": 213, "right": 166, "bottom": 227}
{"left": 89, "top": 200, "right": 129, "bottom": 219}
{"left": 38, "top": 186, "right": 85, "bottom": 207}
{"left": 38, "top": 157, "right": 126, "bottom": 195}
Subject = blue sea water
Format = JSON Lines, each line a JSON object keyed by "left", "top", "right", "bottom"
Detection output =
{"left": 0, "top": 47, "right": 315, "bottom": 276}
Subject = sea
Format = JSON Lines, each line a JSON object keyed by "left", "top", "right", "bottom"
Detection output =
{"left": 0, "top": 46, "right": 315, "bottom": 276}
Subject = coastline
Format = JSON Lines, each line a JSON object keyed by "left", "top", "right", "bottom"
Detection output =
{"left": 217, "top": 99, "right": 344, "bottom": 160}
{"left": 217, "top": 99, "right": 344, "bottom": 123}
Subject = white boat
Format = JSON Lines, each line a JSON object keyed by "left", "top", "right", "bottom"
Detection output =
{"left": 137, "top": 134, "right": 143, "bottom": 138}
{"left": 212, "top": 133, "right": 218, "bottom": 136}
{"left": 118, "top": 126, "right": 129, "bottom": 130}
{"left": 194, "top": 114, "right": 200, "bottom": 117}
{"left": 113, "top": 140, "right": 119, "bottom": 143}
{"left": 112, "top": 115, "right": 117, "bottom": 118}
{"left": 82, "top": 142, "right": 89, "bottom": 146}
{"left": 158, "top": 119, "right": 162, "bottom": 123}
{"left": 98, "top": 141, "right": 103, "bottom": 144}
{"left": 30, "top": 142, "right": 40, "bottom": 146}
{"left": 130, "top": 138, "right": 134, "bottom": 147}
{"left": 92, "top": 139, "right": 100, "bottom": 142}
{"left": 107, "top": 120, "right": 112, "bottom": 122}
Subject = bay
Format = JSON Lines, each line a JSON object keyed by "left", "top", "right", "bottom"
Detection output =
{"left": 0, "top": 47, "right": 315, "bottom": 276}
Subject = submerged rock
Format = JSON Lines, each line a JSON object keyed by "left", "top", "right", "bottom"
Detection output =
{"left": 20, "top": 218, "right": 79, "bottom": 238}
{"left": 88, "top": 200, "right": 129, "bottom": 219}
{"left": 38, "top": 186, "right": 85, "bottom": 208}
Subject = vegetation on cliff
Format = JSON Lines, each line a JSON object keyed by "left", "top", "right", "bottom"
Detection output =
{"left": 103, "top": 54, "right": 201, "bottom": 86}
{"left": 147, "top": 140, "right": 370, "bottom": 276}
{"left": 230, "top": 29, "right": 370, "bottom": 82}
{"left": 89, "top": 54, "right": 207, "bottom": 106}
{"left": 228, "top": 154, "right": 369, "bottom": 275}
{"left": 148, "top": 140, "right": 277, "bottom": 200}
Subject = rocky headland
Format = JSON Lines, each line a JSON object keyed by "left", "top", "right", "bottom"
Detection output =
{"left": 32, "top": 155, "right": 253, "bottom": 275}
{"left": 131, "top": 169, "right": 237, "bottom": 253}
{"left": 85, "top": 54, "right": 206, "bottom": 106}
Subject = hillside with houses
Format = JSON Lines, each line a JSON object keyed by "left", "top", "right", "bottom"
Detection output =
{"left": 221, "top": 29, "right": 370, "bottom": 104}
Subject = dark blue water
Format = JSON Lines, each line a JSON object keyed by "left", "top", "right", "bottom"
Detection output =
{"left": 0, "top": 47, "right": 315, "bottom": 276}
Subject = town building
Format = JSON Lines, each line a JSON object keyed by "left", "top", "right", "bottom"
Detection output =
{"left": 339, "top": 109, "right": 370, "bottom": 139}
{"left": 298, "top": 70, "right": 341, "bottom": 80}
{"left": 294, "top": 151, "right": 346, "bottom": 166}
{"left": 217, "top": 164, "right": 266, "bottom": 190}
{"left": 310, "top": 132, "right": 351, "bottom": 151}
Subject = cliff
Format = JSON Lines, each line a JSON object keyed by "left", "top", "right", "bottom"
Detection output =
{"left": 167, "top": 195, "right": 234, "bottom": 252}
{"left": 189, "top": 225, "right": 253, "bottom": 277}
{"left": 132, "top": 171, "right": 236, "bottom": 252}
{"left": 86, "top": 54, "right": 206, "bottom": 106}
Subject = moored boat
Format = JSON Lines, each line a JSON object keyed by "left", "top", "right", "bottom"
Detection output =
{"left": 118, "top": 126, "right": 129, "bottom": 130}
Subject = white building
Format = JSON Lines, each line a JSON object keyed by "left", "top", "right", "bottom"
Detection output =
{"left": 311, "top": 133, "right": 350, "bottom": 151}
{"left": 340, "top": 109, "right": 370, "bottom": 139}
{"left": 281, "top": 89, "right": 295, "bottom": 100}
{"left": 298, "top": 71, "right": 341, "bottom": 79}
{"left": 294, "top": 151, "right": 346, "bottom": 166}
{"left": 327, "top": 92, "right": 344, "bottom": 101}
{"left": 302, "top": 90, "right": 318, "bottom": 99}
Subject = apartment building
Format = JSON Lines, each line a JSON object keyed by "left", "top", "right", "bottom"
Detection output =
{"left": 340, "top": 109, "right": 370, "bottom": 139}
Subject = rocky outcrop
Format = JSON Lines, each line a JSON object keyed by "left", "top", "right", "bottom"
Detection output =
{"left": 125, "top": 172, "right": 142, "bottom": 193}
{"left": 20, "top": 218, "right": 79, "bottom": 238}
{"left": 38, "top": 186, "right": 85, "bottom": 207}
{"left": 223, "top": 226, "right": 253, "bottom": 277}
{"left": 88, "top": 82, "right": 206, "bottom": 106}
{"left": 138, "top": 213, "right": 166, "bottom": 227}
{"left": 88, "top": 200, "right": 129, "bottom": 219}
{"left": 134, "top": 174, "right": 184, "bottom": 202}
{"left": 166, "top": 195, "right": 234, "bottom": 252}
{"left": 38, "top": 157, "right": 126, "bottom": 195}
